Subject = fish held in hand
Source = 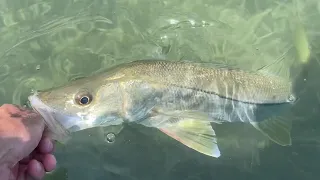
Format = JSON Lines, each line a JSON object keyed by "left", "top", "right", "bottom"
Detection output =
{"left": 28, "top": 60, "right": 296, "bottom": 158}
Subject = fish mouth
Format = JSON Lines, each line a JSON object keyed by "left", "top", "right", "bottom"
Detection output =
{"left": 28, "top": 94, "right": 77, "bottom": 142}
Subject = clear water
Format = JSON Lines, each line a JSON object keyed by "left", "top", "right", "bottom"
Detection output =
{"left": 0, "top": 0, "right": 319, "bottom": 179}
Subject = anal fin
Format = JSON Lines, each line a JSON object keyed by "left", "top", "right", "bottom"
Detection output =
{"left": 159, "top": 119, "right": 221, "bottom": 158}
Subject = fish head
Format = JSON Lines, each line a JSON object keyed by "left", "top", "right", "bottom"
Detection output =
{"left": 28, "top": 75, "right": 124, "bottom": 140}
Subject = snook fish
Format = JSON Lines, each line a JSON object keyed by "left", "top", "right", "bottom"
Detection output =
{"left": 28, "top": 60, "right": 296, "bottom": 158}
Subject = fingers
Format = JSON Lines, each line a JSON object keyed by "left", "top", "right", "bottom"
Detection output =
{"left": 20, "top": 136, "right": 56, "bottom": 179}
{"left": 42, "top": 154, "right": 56, "bottom": 172}
{"left": 25, "top": 136, "right": 56, "bottom": 171}
{"left": 0, "top": 104, "right": 34, "bottom": 116}
{"left": 26, "top": 160, "right": 45, "bottom": 180}
{"left": 33, "top": 154, "right": 57, "bottom": 172}
{"left": 0, "top": 104, "right": 41, "bottom": 120}
{"left": 37, "top": 136, "right": 54, "bottom": 154}
{"left": 19, "top": 154, "right": 56, "bottom": 180}
{"left": 0, "top": 104, "right": 45, "bottom": 135}
{"left": 0, "top": 104, "right": 21, "bottom": 112}
{"left": 26, "top": 155, "right": 57, "bottom": 179}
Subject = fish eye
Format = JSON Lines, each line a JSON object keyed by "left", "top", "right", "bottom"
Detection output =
{"left": 80, "top": 96, "right": 90, "bottom": 105}
{"left": 75, "top": 91, "right": 93, "bottom": 105}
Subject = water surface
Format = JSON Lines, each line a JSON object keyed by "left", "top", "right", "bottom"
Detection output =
{"left": 0, "top": 0, "right": 320, "bottom": 179}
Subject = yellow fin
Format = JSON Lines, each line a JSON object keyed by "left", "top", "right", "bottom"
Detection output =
{"left": 250, "top": 116, "right": 292, "bottom": 146}
{"left": 293, "top": 21, "right": 310, "bottom": 64}
{"left": 159, "top": 119, "right": 221, "bottom": 158}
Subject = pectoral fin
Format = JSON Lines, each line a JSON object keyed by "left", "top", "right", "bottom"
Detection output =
{"left": 159, "top": 119, "right": 221, "bottom": 158}
{"left": 250, "top": 116, "right": 292, "bottom": 146}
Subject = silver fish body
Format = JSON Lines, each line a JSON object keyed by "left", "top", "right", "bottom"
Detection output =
{"left": 118, "top": 80, "right": 292, "bottom": 126}
{"left": 28, "top": 60, "right": 295, "bottom": 158}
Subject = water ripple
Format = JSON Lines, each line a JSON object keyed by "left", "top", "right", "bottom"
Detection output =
{"left": 0, "top": 64, "right": 10, "bottom": 83}
{"left": 12, "top": 76, "right": 54, "bottom": 105}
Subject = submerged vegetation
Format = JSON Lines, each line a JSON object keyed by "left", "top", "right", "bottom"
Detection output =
{"left": 0, "top": 0, "right": 319, "bottom": 179}
{"left": 0, "top": 0, "right": 317, "bottom": 106}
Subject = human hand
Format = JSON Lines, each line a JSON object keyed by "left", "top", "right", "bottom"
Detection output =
{"left": 0, "top": 104, "right": 56, "bottom": 180}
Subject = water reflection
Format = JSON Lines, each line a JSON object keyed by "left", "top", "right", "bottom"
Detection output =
{"left": 0, "top": 0, "right": 320, "bottom": 179}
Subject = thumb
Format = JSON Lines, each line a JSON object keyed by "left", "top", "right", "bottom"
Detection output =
{"left": 21, "top": 112, "right": 45, "bottom": 146}
{"left": 16, "top": 112, "right": 45, "bottom": 159}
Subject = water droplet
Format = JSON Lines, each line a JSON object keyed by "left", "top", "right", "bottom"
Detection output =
{"left": 105, "top": 132, "right": 116, "bottom": 143}
{"left": 36, "top": 65, "right": 40, "bottom": 70}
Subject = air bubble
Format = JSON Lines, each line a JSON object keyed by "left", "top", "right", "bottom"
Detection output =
{"left": 287, "top": 94, "right": 296, "bottom": 102}
{"left": 105, "top": 132, "right": 116, "bottom": 143}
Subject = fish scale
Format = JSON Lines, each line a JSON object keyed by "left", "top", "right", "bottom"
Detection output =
{"left": 120, "top": 60, "right": 295, "bottom": 104}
